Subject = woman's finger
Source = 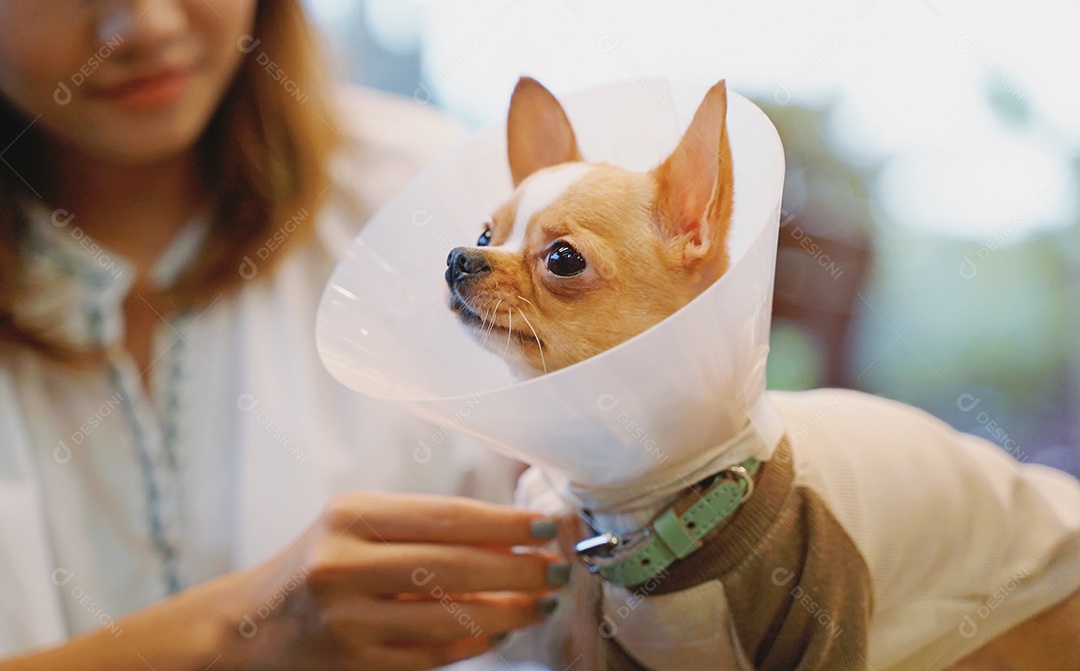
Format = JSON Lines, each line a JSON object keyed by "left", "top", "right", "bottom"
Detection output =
{"left": 310, "top": 539, "right": 565, "bottom": 595}
{"left": 323, "top": 591, "right": 551, "bottom": 644}
{"left": 346, "top": 634, "right": 501, "bottom": 671}
{"left": 322, "top": 492, "right": 559, "bottom": 547}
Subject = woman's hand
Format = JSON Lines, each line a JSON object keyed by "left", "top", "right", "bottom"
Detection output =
{"left": 1, "top": 492, "right": 566, "bottom": 671}
{"left": 223, "top": 491, "right": 566, "bottom": 670}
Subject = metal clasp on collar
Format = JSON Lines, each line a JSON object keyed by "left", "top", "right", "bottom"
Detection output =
{"left": 574, "top": 532, "right": 621, "bottom": 572}
{"left": 726, "top": 464, "right": 755, "bottom": 502}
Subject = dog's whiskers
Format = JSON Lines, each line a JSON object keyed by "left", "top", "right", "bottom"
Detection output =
{"left": 502, "top": 304, "right": 514, "bottom": 360}
{"left": 517, "top": 308, "right": 546, "bottom": 374}
{"left": 479, "top": 298, "right": 503, "bottom": 347}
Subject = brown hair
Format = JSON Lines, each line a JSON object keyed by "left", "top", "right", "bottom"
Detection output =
{"left": 0, "top": 0, "right": 341, "bottom": 358}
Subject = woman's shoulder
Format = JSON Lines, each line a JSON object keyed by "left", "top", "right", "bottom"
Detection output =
{"left": 324, "top": 84, "right": 467, "bottom": 226}
{"left": 335, "top": 84, "right": 466, "bottom": 160}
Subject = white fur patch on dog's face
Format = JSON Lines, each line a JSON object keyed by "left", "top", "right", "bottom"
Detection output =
{"left": 496, "top": 163, "right": 596, "bottom": 252}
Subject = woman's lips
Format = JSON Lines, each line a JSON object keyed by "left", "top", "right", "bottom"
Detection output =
{"left": 90, "top": 69, "right": 194, "bottom": 112}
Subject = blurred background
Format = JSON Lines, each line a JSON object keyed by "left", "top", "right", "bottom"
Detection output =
{"left": 304, "top": 0, "right": 1080, "bottom": 477}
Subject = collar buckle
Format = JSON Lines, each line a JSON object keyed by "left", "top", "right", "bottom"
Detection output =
{"left": 572, "top": 457, "right": 760, "bottom": 585}
{"left": 574, "top": 532, "right": 621, "bottom": 572}
{"left": 725, "top": 464, "right": 755, "bottom": 502}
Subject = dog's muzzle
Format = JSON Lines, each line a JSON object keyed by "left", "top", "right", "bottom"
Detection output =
{"left": 445, "top": 247, "right": 491, "bottom": 289}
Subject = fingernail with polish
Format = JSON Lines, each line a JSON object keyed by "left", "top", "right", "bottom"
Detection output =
{"left": 537, "top": 597, "right": 559, "bottom": 616}
{"left": 547, "top": 562, "right": 571, "bottom": 587}
{"left": 530, "top": 518, "right": 558, "bottom": 540}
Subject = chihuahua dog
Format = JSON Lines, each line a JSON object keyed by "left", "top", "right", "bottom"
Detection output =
{"left": 444, "top": 78, "right": 1080, "bottom": 670}
{"left": 445, "top": 78, "right": 731, "bottom": 375}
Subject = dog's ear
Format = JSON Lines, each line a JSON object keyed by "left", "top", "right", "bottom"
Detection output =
{"left": 651, "top": 80, "right": 734, "bottom": 272}
{"left": 507, "top": 77, "right": 583, "bottom": 187}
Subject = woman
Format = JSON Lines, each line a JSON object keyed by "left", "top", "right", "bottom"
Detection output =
{"left": 0, "top": 1, "right": 565, "bottom": 669}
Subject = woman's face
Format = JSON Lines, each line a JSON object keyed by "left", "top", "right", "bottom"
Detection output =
{"left": 0, "top": 0, "right": 258, "bottom": 165}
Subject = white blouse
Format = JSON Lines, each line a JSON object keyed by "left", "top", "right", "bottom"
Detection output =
{"left": 0, "top": 87, "right": 527, "bottom": 670}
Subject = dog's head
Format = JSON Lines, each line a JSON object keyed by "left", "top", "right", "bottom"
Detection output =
{"left": 446, "top": 77, "right": 734, "bottom": 373}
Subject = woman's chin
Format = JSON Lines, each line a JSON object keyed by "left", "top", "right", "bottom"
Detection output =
{"left": 48, "top": 91, "right": 217, "bottom": 167}
{"left": 57, "top": 122, "right": 203, "bottom": 167}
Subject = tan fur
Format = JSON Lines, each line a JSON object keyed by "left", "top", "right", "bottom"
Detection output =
{"left": 448, "top": 79, "right": 735, "bottom": 373}
{"left": 507, "top": 77, "right": 584, "bottom": 186}
{"left": 652, "top": 78, "right": 734, "bottom": 290}
{"left": 945, "top": 587, "right": 1080, "bottom": 670}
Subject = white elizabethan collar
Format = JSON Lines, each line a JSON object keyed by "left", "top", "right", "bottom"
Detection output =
{"left": 316, "top": 80, "right": 787, "bottom": 490}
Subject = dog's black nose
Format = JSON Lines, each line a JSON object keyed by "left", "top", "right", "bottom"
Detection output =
{"left": 445, "top": 247, "right": 492, "bottom": 287}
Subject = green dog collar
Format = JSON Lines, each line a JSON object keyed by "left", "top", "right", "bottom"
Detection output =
{"left": 574, "top": 458, "right": 759, "bottom": 587}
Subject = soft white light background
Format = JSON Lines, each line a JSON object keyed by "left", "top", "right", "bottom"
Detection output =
{"left": 305, "top": 0, "right": 1080, "bottom": 479}
{"left": 308, "top": 0, "right": 1079, "bottom": 244}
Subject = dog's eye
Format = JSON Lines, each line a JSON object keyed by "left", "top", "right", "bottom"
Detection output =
{"left": 545, "top": 241, "right": 586, "bottom": 277}
{"left": 476, "top": 226, "right": 493, "bottom": 247}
